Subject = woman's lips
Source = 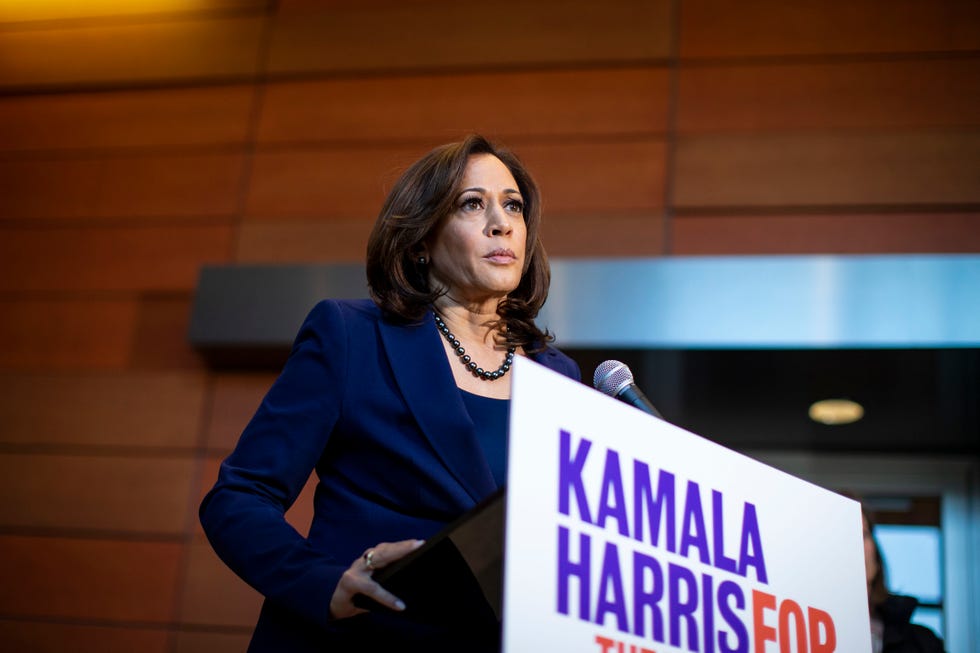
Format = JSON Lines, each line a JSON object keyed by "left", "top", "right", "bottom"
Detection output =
{"left": 484, "top": 248, "right": 517, "bottom": 263}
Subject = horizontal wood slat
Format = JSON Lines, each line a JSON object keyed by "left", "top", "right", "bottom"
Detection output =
{"left": 235, "top": 220, "right": 373, "bottom": 262}
{"left": 680, "top": 0, "right": 980, "bottom": 58}
{"left": 257, "top": 67, "right": 670, "bottom": 144}
{"left": 0, "top": 620, "right": 169, "bottom": 653}
{"left": 0, "top": 225, "right": 232, "bottom": 293}
{"left": 0, "top": 453, "right": 195, "bottom": 534}
{"left": 677, "top": 58, "right": 980, "bottom": 132}
{"left": 267, "top": 0, "right": 672, "bottom": 74}
{"left": 673, "top": 130, "right": 980, "bottom": 208}
{"left": 0, "top": 535, "right": 181, "bottom": 621}
{"left": 245, "top": 139, "right": 667, "bottom": 219}
{"left": 277, "top": 0, "right": 450, "bottom": 8}
{"left": 518, "top": 140, "right": 668, "bottom": 214}
{"left": 0, "top": 299, "right": 138, "bottom": 370}
{"left": 0, "top": 15, "right": 266, "bottom": 89}
{"left": 205, "top": 374, "right": 277, "bottom": 452}
{"left": 671, "top": 213, "right": 980, "bottom": 254}
{"left": 245, "top": 146, "right": 424, "bottom": 219}
{"left": 173, "top": 630, "right": 253, "bottom": 653}
{"left": 130, "top": 295, "right": 209, "bottom": 371}
{"left": 0, "top": 153, "right": 244, "bottom": 220}
{"left": 0, "top": 372, "right": 206, "bottom": 448}
{"left": 542, "top": 213, "right": 667, "bottom": 256}
{"left": 0, "top": 86, "right": 255, "bottom": 152}
{"left": 0, "top": 0, "right": 269, "bottom": 24}
{"left": 178, "top": 540, "right": 263, "bottom": 627}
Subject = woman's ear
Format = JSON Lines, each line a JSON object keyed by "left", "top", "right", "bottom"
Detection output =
{"left": 414, "top": 240, "right": 431, "bottom": 265}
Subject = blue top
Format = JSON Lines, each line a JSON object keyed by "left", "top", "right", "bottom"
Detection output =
{"left": 460, "top": 389, "right": 510, "bottom": 488}
{"left": 200, "top": 299, "right": 581, "bottom": 650}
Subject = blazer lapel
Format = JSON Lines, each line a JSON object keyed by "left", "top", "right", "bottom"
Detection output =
{"left": 378, "top": 313, "right": 496, "bottom": 505}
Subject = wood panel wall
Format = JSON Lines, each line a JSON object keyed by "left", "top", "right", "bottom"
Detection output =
{"left": 0, "top": 1, "right": 977, "bottom": 650}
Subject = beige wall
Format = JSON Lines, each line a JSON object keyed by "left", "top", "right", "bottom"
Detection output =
{"left": 0, "top": 1, "right": 978, "bottom": 650}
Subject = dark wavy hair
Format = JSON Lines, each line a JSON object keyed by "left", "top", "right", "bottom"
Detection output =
{"left": 366, "top": 135, "right": 552, "bottom": 350}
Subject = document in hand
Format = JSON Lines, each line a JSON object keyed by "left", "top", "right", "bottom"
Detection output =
{"left": 353, "top": 488, "right": 505, "bottom": 629}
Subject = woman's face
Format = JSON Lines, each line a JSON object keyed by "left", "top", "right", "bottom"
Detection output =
{"left": 863, "top": 514, "right": 879, "bottom": 587}
{"left": 425, "top": 154, "right": 528, "bottom": 306}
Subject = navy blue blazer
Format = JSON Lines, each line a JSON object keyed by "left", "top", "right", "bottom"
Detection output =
{"left": 200, "top": 299, "right": 580, "bottom": 651}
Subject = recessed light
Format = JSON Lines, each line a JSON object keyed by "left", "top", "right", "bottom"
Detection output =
{"left": 809, "top": 399, "right": 864, "bottom": 425}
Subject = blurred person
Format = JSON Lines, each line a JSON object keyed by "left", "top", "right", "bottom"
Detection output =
{"left": 200, "top": 135, "right": 580, "bottom": 652}
{"left": 863, "top": 507, "right": 947, "bottom": 653}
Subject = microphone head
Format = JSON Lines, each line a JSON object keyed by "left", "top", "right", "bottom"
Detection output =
{"left": 593, "top": 360, "right": 634, "bottom": 398}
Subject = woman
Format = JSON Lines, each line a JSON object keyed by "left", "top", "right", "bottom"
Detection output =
{"left": 200, "top": 135, "right": 580, "bottom": 652}
{"left": 863, "top": 509, "right": 946, "bottom": 653}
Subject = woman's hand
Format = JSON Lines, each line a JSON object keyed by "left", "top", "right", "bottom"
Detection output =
{"left": 329, "top": 539, "right": 424, "bottom": 619}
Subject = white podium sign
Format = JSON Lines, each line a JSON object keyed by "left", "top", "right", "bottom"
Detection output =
{"left": 504, "top": 358, "right": 870, "bottom": 653}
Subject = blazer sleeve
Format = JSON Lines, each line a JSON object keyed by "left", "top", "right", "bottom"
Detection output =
{"left": 199, "top": 300, "right": 348, "bottom": 630}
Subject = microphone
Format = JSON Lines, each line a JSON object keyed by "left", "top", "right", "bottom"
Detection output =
{"left": 593, "top": 360, "right": 663, "bottom": 420}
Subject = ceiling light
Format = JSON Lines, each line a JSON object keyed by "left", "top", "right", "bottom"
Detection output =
{"left": 809, "top": 398, "right": 864, "bottom": 425}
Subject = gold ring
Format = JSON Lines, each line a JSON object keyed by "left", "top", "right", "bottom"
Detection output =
{"left": 363, "top": 549, "right": 375, "bottom": 570}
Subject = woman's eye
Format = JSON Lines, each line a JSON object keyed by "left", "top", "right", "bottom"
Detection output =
{"left": 461, "top": 197, "right": 483, "bottom": 210}
{"left": 505, "top": 199, "right": 524, "bottom": 213}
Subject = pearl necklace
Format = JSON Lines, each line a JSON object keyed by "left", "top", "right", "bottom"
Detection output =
{"left": 433, "top": 312, "right": 516, "bottom": 381}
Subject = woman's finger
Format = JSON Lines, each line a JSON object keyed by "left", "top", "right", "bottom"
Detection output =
{"left": 329, "top": 539, "right": 424, "bottom": 619}
{"left": 358, "top": 576, "right": 408, "bottom": 612}
{"left": 361, "top": 539, "right": 424, "bottom": 572}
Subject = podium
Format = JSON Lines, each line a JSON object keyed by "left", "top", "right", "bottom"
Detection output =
{"left": 365, "top": 358, "right": 871, "bottom": 652}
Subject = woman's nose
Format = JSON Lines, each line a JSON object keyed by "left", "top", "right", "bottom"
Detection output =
{"left": 487, "top": 202, "right": 513, "bottom": 235}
